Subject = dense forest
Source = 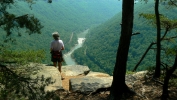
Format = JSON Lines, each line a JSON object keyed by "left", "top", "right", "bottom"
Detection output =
{"left": 3, "top": 0, "right": 176, "bottom": 75}
{"left": 0, "top": 0, "right": 122, "bottom": 64}
{"left": 72, "top": 1, "right": 177, "bottom": 75}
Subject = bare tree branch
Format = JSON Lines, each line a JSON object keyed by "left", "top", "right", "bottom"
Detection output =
{"left": 169, "top": 0, "right": 177, "bottom": 7}
{"left": 133, "top": 42, "right": 156, "bottom": 71}
{"left": 163, "top": 36, "right": 177, "bottom": 40}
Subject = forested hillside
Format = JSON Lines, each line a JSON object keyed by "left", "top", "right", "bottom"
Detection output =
{"left": 0, "top": 0, "right": 122, "bottom": 64}
{"left": 72, "top": 1, "right": 177, "bottom": 75}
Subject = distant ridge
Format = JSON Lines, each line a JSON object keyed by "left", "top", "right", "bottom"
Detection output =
{"left": 72, "top": 1, "right": 177, "bottom": 75}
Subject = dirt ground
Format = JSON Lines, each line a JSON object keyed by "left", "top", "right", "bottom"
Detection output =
{"left": 54, "top": 73, "right": 177, "bottom": 100}
{"left": 61, "top": 74, "right": 84, "bottom": 91}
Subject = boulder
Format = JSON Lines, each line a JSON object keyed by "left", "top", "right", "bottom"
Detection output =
{"left": 62, "top": 65, "right": 90, "bottom": 76}
{"left": 27, "top": 64, "right": 63, "bottom": 92}
{"left": 69, "top": 71, "right": 148, "bottom": 94}
{"left": 69, "top": 76, "right": 113, "bottom": 94}
{"left": 86, "top": 71, "right": 110, "bottom": 77}
{"left": 125, "top": 71, "right": 147, "bottom": 88}
{"left": 42, "top": 66, "right": 63, "bottom": 92}
{"left": 132, "top": 71, "right": 147, "bottom": 79}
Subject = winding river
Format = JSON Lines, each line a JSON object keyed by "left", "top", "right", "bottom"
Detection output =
{"left": 63, "top": 29, "right": 88, "bottom": 65}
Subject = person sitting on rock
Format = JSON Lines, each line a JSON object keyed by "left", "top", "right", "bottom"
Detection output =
{"left": 50, "top": 31, "right": 65, "bottom": 80}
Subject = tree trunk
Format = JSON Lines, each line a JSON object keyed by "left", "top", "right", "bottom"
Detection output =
{"left": 109, "top": 0, "right": 134, "bottom": 99}
{"left": 154, "top": 0, "right": 161, "bottom": 78}
{"left": 161, "top": 54, "right": 177, "bottom": 99}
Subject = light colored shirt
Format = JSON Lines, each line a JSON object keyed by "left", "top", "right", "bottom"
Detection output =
{"left": 50, "top": 40, "right": 64, "bottom": 51}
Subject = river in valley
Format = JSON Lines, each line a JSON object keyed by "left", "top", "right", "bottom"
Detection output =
{"left": 63, "top": 29, "right": 88, "bottom": 65}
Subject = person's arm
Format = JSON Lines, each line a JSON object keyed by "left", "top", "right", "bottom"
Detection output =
{"left": 50, "top": 42, "right": 53, "bottom": 53}
{"left": 50, "top": 48, "right": 53, "bottom": 52}
{"left": 60, "top": 40, "right": 64, "bottom": 50}
{"left": 61, "top": 46, "right": 64, "bottom": 50}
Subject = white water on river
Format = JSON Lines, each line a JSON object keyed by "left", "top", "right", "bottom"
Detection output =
{"left": 63, "top": 29, "right": 88, "bottom": 65}
{"left": 63, "top": 38, "right": 85, "bottom": 65}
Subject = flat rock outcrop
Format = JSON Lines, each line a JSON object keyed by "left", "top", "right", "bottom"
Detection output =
{"left": 13, "top": 64, "right": 147, "bottom": 94}
{"left": 62, "top": 65, "right": 90, "bottom": 76}
{"left": 86, "top": 71, "right": 110, "bottom": 77}
{"left": 11, "top": 63, "right": 63, "bottom": 92}
{"left": 29, "top": 64, "right": 63, "bottom": 92}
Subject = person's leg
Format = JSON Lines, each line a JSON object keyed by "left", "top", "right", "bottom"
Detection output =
{"left": 58, "top": 62, "right": 62, "bottom": 73}
{"left": 53, "top": 62, "right": 57, "bottom": 67}
{"left": 58, "top": 62, "right": 64, "bottom": 80}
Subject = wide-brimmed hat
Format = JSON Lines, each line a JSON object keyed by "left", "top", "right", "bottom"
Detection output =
{"left": 52, "top": 32, "right": 59, "bottom": 37}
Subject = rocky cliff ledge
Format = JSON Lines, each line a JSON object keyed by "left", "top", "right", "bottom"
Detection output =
{"left": 21, "top": 64, "right": 147, "bottom": 95}
{"left": 8, "top": 63, "right": 177, "bottom": 99}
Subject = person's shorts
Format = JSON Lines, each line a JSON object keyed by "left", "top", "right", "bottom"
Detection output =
{"left": 51, "top": 51, "right": 63, "bottom": 62}
{"left": 51, "top": 57, "right": 63, "bottom": 62}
